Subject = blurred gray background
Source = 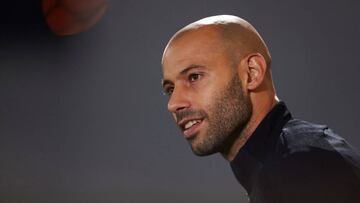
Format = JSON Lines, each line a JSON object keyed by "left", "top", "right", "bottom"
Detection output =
{"left": 1, "top": 0, "right": 359, "bottom": 202}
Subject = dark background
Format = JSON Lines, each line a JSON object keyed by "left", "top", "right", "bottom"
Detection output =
{"left": 1, "top": 0, "right": 359, "bottom": 202}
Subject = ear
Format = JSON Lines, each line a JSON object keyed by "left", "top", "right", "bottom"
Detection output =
{"left": 244, "top": 53, "right": 267, "bottom": 90}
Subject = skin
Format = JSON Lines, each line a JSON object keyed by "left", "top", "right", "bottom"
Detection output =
{"left": 162, "top": 15, "right": 278, "bottom": 161}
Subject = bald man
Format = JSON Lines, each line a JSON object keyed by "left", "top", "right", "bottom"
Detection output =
{"left": 161, "top": 15, "right": 360, "bottom": 203}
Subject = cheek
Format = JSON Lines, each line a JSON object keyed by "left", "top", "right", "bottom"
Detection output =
{"left": 191, "top": 71, "right": 232, "bottom": 110}
{"left": 196, "top": 89, "right": 219, "bottom": 115}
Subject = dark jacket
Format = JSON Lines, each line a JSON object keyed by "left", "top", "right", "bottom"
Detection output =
{"left": 230, "top": 102, "right": 360, "bottom": 203}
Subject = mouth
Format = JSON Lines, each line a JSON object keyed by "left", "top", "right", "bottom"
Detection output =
{"left": 178, "top": 118, "right": 204, "bottom": 139}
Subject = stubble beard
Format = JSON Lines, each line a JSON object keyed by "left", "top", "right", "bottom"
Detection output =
{"left": 189, "top": 74, "right": 253, "bottom": 156}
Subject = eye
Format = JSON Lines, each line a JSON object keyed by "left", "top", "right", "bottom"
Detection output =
{"left": 163, "top": 86, "right": 174, "bottom": 96}
{"left": 188, "top": 73, "right": 202, "bottom": 82}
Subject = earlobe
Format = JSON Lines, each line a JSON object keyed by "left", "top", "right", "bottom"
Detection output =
{"left": 246, "top": 53, "right": 267, "bottom": 90}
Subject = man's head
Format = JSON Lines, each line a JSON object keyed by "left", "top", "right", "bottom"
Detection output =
{"left": 161, "top": 15, "right": 277, "bottom": 159}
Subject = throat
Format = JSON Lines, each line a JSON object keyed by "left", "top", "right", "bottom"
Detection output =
{"left": 221, "top": 120, "right": 255, "bottom": 161}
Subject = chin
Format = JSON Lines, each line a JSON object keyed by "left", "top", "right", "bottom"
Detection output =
{"left": 190, "top": 140, "right": 218, "bottom": 156}
{"left": 191, "top": 148, "right": 218, "bottom": 156}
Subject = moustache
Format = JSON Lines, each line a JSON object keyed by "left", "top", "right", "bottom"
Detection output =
{"left": 175, "top": 109, "right": 208, "bottom": 123}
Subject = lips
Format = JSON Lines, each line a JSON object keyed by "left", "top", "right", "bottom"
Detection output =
{"left": 184, "top": 119, "right": 202, "bottom": 129}
{"left": 178, "top": 118, "right": 204, "bottom": 139}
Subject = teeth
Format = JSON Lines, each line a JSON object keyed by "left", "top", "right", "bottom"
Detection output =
{"left": 184, "top": 120, "right": 200, "bottom": 130}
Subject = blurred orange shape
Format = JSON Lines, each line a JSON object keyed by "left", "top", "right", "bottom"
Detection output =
{"left": 42, "top": 0, "right": 107, "bottom": 36}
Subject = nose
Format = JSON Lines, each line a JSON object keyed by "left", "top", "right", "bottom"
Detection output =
{"left": 167, "top": 86, "right": 191, "bottom": 113}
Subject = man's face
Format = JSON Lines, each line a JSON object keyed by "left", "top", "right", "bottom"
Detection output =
{"left": 162, "top": 29, "right": 252, "bottom": 156}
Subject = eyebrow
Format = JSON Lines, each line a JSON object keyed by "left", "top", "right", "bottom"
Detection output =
{"left": 161, "top": 64, "right": 204, "bottom": 88}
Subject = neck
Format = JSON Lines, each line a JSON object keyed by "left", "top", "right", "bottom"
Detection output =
{"left": 221, "top": 94, "right": 278, "bottom": 161}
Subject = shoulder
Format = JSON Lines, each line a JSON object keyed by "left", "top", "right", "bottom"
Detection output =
{"left": 281, "top": 119, "right": 328, "bottom": 150}
{"left": 279, "top": 119, "right": 360, "bottom": 168}
{"left": 281, "top": 119, "right": 359, "bottom": 158}
{"left": 259, "top": 119, "right": 360, "bottom": 202}
{"left": 275, "top": 118, "right": 360, "bottom": 182}
{"left": 282, "top": 119, "right": 327, "bottom": 142}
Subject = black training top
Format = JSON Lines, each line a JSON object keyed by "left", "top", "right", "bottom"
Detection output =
{"left": 230, "top": 102, "right": 360, "bottom": 203}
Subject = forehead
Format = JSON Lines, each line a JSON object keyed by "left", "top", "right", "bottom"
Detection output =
{"left": 162, "top": 28, "right": 227, "bottom": 76}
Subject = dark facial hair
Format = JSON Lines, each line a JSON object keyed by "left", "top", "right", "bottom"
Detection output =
{"left": 189, "top": 73, "right": 253, "bottom": 156}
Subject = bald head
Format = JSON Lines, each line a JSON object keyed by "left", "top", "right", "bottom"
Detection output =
{"left": 161, "top": 15, "right": 278, "bottom": 160}
{"left": 162, "top": 15, "right": 271, "bottom": 68}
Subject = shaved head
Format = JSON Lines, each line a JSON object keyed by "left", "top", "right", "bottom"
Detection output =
{"left": 162, "top": 15, "right": 271, "bottom": 69}
{"left": 162, "top": 15, "right": 278, "bottom": 160}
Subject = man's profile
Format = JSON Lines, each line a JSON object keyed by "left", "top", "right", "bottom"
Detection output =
{"left": 161, "top": 15, "right": 360, "bottom": 202}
